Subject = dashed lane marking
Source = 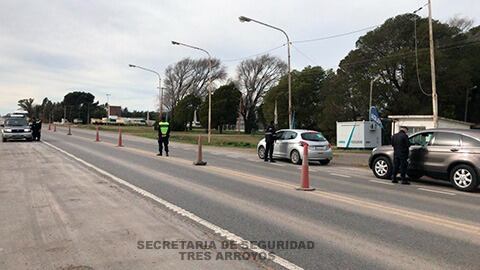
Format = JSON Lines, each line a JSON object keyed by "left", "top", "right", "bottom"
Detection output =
{"left": 369, "top": 180, "right": 395, "bottom": 186}
{"left": 418, "top": 188, "right": 456, "bottom": 196}
{"left": 329, "top": 173, "right": 352, "bottom": 178}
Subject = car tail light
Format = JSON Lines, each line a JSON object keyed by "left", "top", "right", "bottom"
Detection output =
{"left": 299, "top": 141, "right": 309, "bottom": 147}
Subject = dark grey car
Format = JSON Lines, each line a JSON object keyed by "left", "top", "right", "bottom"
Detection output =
{"left": 369, "top": 129, "right": 480, "bottom": 192}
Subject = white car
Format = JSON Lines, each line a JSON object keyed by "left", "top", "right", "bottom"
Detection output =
{"left": 257, "top": 129, "right": 333, "bottom": 165}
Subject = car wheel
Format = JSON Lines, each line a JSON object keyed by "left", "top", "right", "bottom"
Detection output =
{"left": 2, "top": 137, "right": 6, "bottom": 142}
{"left": 290, "top": 150, "right": 302, "bottom": 165}
{"left": 319, "top": 160, "right": 330, "bottom": 165}
{"left": 257, "top": 146, "right": 265, "bottom": 160}
{"left": 450, "top": 164, "right": 478, "bottom": 192}
{"left": 372, "top": 156, "right": 392, "bottom": 179}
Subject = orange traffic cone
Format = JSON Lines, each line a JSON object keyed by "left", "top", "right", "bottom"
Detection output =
{"left": 193, "top": 135, "right": 207, "bottom": 166}
{"left": 117, "top": 127, "right": 123, "bottom": 147}
{"left": 296, "top": 142, "right": 315, "bottom": 191}
{"left": 95, "top": 126, "right": 100, "bottom": 142}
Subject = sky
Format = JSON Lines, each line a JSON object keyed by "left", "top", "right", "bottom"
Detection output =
{"left": 1, "top": 0, "right": 479, "bottom": 114}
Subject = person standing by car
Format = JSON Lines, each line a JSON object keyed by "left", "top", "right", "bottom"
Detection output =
{"left": 391, "top": 126, "right": 410, "bottom": 184}
{"left": 31, "top": 118, "right": 42, "bottom": 141}
{"left": 264, "top": 121, "right": 276, "bottom": 162}
{"left": 157, "top": 117, "right": 170, "bottom": 156}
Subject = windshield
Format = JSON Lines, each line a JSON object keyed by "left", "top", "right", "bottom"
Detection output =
{"left": 301, "top": 132, "right": 326, "bottom": 142}
{"left": 5, "top": 118, "right": 28, "bottom": 127}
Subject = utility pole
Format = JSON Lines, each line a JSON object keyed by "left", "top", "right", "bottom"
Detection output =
{"left": 428, "top": 0, "right": 438, "bottom": 127}
{"left": 274, "top": 99, "right": 278, "bottom": 125}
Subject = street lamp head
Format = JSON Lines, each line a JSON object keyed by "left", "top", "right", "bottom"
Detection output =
{"left": 171, "top": 40, "right": 180, "bottom": 45}
{"left": 129, "top": 64, "right": 136, "bottom": 68}
{"left": 473, "top": 85, "right": 478, "bottom": 90}
{"left": 238, "top": 16, "right": 252, "bottom": 22}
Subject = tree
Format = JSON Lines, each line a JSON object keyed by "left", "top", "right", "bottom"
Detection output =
{"left": 263, "top": 66, "right": 332, "bottom": 130}
{"left": 199, "top": 82, "right": 241, "bottom": 133}
{"left": 163, "top": 57, "right": 227, "bottom": 114}
{"left": 330, "top": 13, "right": 480, "bottom": 123}
{"left": 172, "top": 94, "right": 202, "bottom": 131}
{"left": 236, "top": 54, "right": 287, "bottom": 133}
{"left": 17, "top": 98, "right": 35, "bottom": 118}
{"left": 63, "top": 91, "right": 95, "bottom": 122}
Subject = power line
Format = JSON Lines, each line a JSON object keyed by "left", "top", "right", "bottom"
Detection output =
{"left": 413, "top": 17, "right": 431, "bottom": 96}
{"left": 338, "top": 38, "right": 480, "bottom": 69}
{"left": 292, "top": 25, "right": 380, "bottom": 44}
{"left": 221, "top": 43, "right": 286, "bottom": 62}
{"left": 291, "top": 44, "right": 318, "bottom": 65}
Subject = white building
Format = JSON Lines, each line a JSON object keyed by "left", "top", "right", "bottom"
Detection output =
{"left": 388, "top": 115, "right": 472, "bottom": 135}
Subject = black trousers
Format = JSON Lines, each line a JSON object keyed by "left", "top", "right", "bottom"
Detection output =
{"left": 32, "top": 131, "right": 41, "bottom": 141}
{"left": 158, "top": 136, "right": 169, "bottom": 154}
{"left": 392, "top": 155, "right": 408, "bottom": 181}
{"left": 264, "top": 141, "right": 274, "bottom": 161}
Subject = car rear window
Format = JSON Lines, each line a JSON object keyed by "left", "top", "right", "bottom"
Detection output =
{"left": 462, "top": 136, "right": 480, "bottom": 147}
{"left": 301, "top": 132, "right": 326, "bottom": 142}
{"left": 5, "top": 118, "right": 28, "bottom": 126}
{"left": 432, "top": 132, "right": 461, "bottom": 147}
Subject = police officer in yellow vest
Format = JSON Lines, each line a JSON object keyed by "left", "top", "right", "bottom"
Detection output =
{"left": 157, "top": 118, "right": 170, "bottom": 156}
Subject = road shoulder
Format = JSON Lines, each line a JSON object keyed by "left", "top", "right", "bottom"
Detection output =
{"left": 0, "top": 141, "right": 267, "bottom": 270}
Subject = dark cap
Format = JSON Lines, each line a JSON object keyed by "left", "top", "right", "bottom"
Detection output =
{"left": 400, "top": 126, "right": 409, "bottom": 131}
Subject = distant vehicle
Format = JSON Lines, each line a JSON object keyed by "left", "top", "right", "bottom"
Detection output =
{"left": 1, "top": 117, "right": 33, "bottom": 142}
{"left": 369, "top": 129, "right": 480, "bottom": 192}
{"left": 257, "top": 129, "right": 333, "bottom": 165}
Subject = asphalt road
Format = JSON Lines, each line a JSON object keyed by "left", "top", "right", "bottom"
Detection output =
{"left": 0, "top": 141, "right": 264, "bottom": 270}
{"left": 42, "top": 127, "right": 480, "bottom": 270}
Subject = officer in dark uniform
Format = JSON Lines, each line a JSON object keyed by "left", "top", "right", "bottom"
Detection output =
{"left": 264, "top": 121, "right": 276, "bottom": 162}
{"left": 157, "top": 117, "right": 170, "bottom": 156}
{"left": 391, "top": 126, "right": 410, "bottom": 184}
{"left": 31, "top": 118, "right": 42, "bottom": 141}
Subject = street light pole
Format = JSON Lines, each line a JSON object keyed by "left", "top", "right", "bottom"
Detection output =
{"left": 465, "top": 85, "right": 478, "bottom": 122}
{"left": 428, "top": 0, "right": 439, "bottom": 128}
{"left": 239, "top": 16, "right": 292, "bottom": 129}
{"left": 171, "top": 41, "right": 213, "bottom": 143}
{"left": 129, "top": 64, "right": 163, "bottom": 120}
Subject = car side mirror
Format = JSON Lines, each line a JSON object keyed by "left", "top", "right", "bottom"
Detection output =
{"left": 0, "top": 124, "right": 4, "bottom": 127}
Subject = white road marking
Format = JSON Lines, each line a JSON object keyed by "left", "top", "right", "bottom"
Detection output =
{"left": 329, "top": 173, "right": 352, "bottom": 178}
{"left": 42, "top": 141, "right": 302, "bottom": 270}
{"left": 418, "top": 188, "right": 456, "bottom": 196}
{"left": 369, "top": 180, "right": 395, "bottom": 186}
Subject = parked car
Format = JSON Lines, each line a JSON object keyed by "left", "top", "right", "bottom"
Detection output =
{"left": 369, "top": 129, "right": 480, "bottom": 191}
{"left": 257, "top": 129, "right": 333, "bottom": 165}
{"left": 1, "top": 117, "right": 33, "bottom": 142}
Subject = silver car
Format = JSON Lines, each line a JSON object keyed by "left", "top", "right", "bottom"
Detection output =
{"left": 369, "top": 129, "right": 480, "bottom": 192}
{"left": 1, "top": 117, "right": 33, "bottom": 142}
{"left": 257, "top": 129, "right": 333, "bottom": 165}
